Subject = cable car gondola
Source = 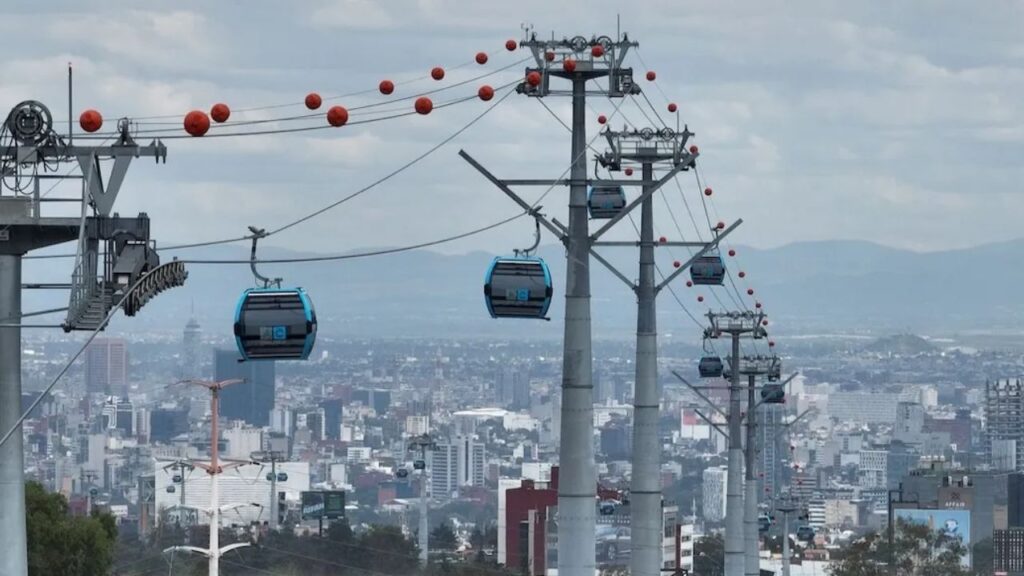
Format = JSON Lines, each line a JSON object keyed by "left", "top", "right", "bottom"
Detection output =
{"left": 796, "top": 525, "right": 815, "bottom": 542}
{"left": 172, "top": 474, "right": 182, "bottom": 483}
{"left": 761, "top": 383, "right": 785, "bottom": 404}
{"left": 484, "top": 220, "right": 552, "bottom": 319}
{"left": 587, "top": 184, "right": 626, "bottom": 219}
{"left": 396, "top": 468, "right": 409, "bottom": 479}
{"left": 234, "top": 288, "right": 317, "bottom": 360}
{"left": 413, "top": 460, "right": 426, "bottom": 470}
{"left": 698, "top": 356, "right": 724, "bottom": 378}
{"left": 233, "top": 228, "right": 317, "bottom": 361}
{"left": 690, "top": 249, "right": 726, "bottom": 286}
{"left": 167, "top": 485, "right": 176, "bottom": 494}
{"left": 277, "top": 472, "right": 288, "bottom": 482}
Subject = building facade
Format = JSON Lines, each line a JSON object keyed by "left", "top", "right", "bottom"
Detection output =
{"left": 214, "top": 349, "right": 275, "bottom": 427}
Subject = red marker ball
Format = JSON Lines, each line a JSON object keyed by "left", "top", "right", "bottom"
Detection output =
{"left": 506, "top": 39, "right": 518, "bottom": 51}
{"left": 646, "top": 70, "right": 656, "bottom": 81}
{"left": 747, "top": 288, "right": 755, "bottom": 295}
{"left": 563, "top": 58, "right": 577, "bottom": 73}
{"left": 478, "top": 85, "right": 495, "bottom": 101}
{"left": 716, "top": 221, "right": 725, "bottom": 230}
{"left": 738, "top": 271, "right": 746, "bottom": 278}
{"left": 379, "top": 80, "right": 395, "bottom": 95}
{"left": 326, "top": 106, "right": 348, "bottom": 127}
{"left": 545, "top": 51, "right": 556, "bottom": 62}
{"left": 597, "top": 114, "right": 607, "bottom": 125}
{"left": 690, "top": 145, "right": 699, "bottom": 154}
{"left": 415, "top": 97, "right": 433, "bottom": 115}
{"left": 305, "top": 93, "right": 322, "bottom": 110}
{"left": 704, "top": 187, "right": 712, "bottom": 196}
{"left": 431, "top": 67, "right": 445, "bottom": 81}
{"left": 475, "top": 52, "right": 488, "bottom": 65}
{"left": 591, "top": 44, "right": 605, "bottom": 58}
{"left": 79, "top": 109, "right": 103, "bottom": 133}
{"left": 686, "top": 281, "right": 693, "bottom": 288}
{"left": 526, "top": 71, "right": 542, "bottom": 86}
{"left": 697, "top": 296, "right": 704, "bottom": 303}
{"left": 728, "top": 249, "right": 736, "bottom": 257}
{"left": 673, "top": 261, "right": 681, "bottom": 268}
{"left": 668, "top": 102, "right": 678, "bottom": 113}
{"left": 183, "top": 110, "right": 210, "bottom": 137}
{"left": 210, "top": 103, "right": 230, "bottom": 123}
{"left": 659, "top": 236, "right": 667, "bottom": 243}
{"left": 624, "top": 167, "right": 634, "bottom": 176}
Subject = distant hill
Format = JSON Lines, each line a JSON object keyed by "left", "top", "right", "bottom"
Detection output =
{"left": 862, "top": 334, "right": 938, "bottom": 356}
{"left": 20, "top": 238, "right": 1024, "bottom": 339}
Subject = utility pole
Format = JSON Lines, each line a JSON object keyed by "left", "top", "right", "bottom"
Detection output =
{"left": 462, "top": 32, "right": 723, "bottom": 576}
{"left": 593, "top": 127, "right": 740, "bottom": 576}
{"left": 251, "top": 450, "right": 285, "bottom": 530}
{"left": 0, "top": 100, "right": 174, "bottom": 576}
{"left": 164, "top": 459, "right": 195, "bottom": 536}
{"left": 409, "top": 434, "right": 435, "bottom": 564}
{"left": 705, "top": 312, "right": 766, "bottom": 576}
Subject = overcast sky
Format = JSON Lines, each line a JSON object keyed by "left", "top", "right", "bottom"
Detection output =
{"left": 3, "top": 0, "right": 1023, "bottom": 256}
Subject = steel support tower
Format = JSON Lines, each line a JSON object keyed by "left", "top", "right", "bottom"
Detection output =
{"left": 0, "top": 100, "right": 172, "bottom": 576}
{"left": 409, "top": 434, "right": 436, "bottom": 564}
{"left": 705, "top": 312, "right": 766, "bottom": 576}
{"left": 251, "top": 450, "right": 285, "bottom": 530}
{"left": 594, "top": 127, "right": 739, "bottom": 576}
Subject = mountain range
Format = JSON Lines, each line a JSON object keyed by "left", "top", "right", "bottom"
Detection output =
{"left": 20, "top": 238, "right": 1024, "bottom": 339}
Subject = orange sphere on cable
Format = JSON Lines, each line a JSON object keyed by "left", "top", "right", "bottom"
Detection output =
{"left": 526, "top": 71, "right": 542, "bottom": 86}
{"left": 659, "top": 236, "right": 667, "bottom": 244}
{"left": 690, "top": 145, "right": 699, "bottom": 154}
{"left": 673, "top": 260, "right": 681, "bottom": 269}
{"left": 646, "top": 70, "right": 657, "bottom": 81}
{"left": 686, "top": 280, "right": 693, "bottom": 288}
{"left": 755, "top": 302, "right": 762, "bottom": 309}
{"left": 747, "top": 288, "right": 755, "bottom": 296}
{"left": 431, "top": 67, "right": 445, "bottom": 81}
{"left": 305, "top": 93, "right": 322, "bottom": 110}
{"left": 210, "top": 103, "right": 230, "bottom": 123}
{"left": 738, "top": 271, "right": 746, "bottom": 278}
{"left": 563, "top": 58, "right": 577, "bottom": 73}
{"left": 505, "top": 39, "right": 517, "bottom": 51}
{"left": 326, "top": 106, "right": 349, "bottom": 127}
{"left": 478, "top": 85, "right": 495, "bottom": 101}
{"left": 697, "top": 295, "right": 704, "bottom": 303}
{"left": 415, "top": 97, "right": 433, "bottom": 115}
{"left": 728, "top": 249, "right": 736, "bottom": 257}
{"left": 475, "top": 52, "right": 488, "bottom": 65}
{"left": 79, "top": 109, "right": 103, "bottom": 133}
{"left": 379, "top": 80, "right": 395, "bottom": 95}
{"left": 183, "top": 110, "right": 210, "bottom": 137}
{"left": 597, "top": 114, "right": 607, "bottom": 125}
{"left": 591, "top": 44, "right": 605, "bottom": 58}
{"left": 704, "top": 187, "right": 712, "bottom": 196}
{"left": 545, "top": 51, "right": 556, "bottom": 62}
{"left": 716, "top": 221, "right": 725, "bottom": 230}
{"left": 624, "top": 167, "right": 633, "bottom": 176}
{"left": 668, "top": 102, "right": 678, "bottom": 113}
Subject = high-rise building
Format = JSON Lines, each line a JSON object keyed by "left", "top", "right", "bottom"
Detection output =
{"left": 85, "top": 338, "right": 127, "bottom": 396}
{"left": 895, "top": 402, "right": 925, "bottom": 440}
{"left": 321, "top": 399, "right": 343, "bottom": 441}
{"left": 986, "top": 379, "right": 1024, "bottom": 472}
{"left": 150, "top": 408, "right": 189, "bottom": 443}
{"left": 702, "top": 466, "right": 728, "bottom": 523}
{"left": 181, "top": 316, "right": 202, "bottom": 380}
{"left": 432, "top": 436, "right": 485, "bottom": 500}
{"left": 758, "top": 403, "right": 784, "bottom": 501}
{"left": 858, "top": 447, "right": 888, "bottom": 489}
{"left": 214, "top": 349, "right": 275, "bottom": 427}
{"left": 511, "top": 369, "right": 531, "bottom": 411}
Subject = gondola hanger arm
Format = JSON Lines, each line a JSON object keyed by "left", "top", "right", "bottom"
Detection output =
{"left": 247, "top": 226, "right": 282, "bottom": 289}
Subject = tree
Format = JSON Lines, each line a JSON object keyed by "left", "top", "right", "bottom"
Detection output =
{"left": 432, "top": 521, "right": 459, "bottom": 552}
{"left": 26, "top": 482, "right": 117, "bottom": 576}
{"left": 693, "top": 533, "right": 724, "bottom": 576}
{"left": 357, "top": 524, "right": 420, "bottom": 574}
{"left": 327, "top": 517, "right": 354, "bottom": 543}
{"left": 828, "top": 519, "right": 969, "bottom": 576}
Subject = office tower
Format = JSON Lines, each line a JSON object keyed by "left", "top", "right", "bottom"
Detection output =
{"left": 85, "top": 338, "right": 127, "bottom": 396}
{"left": 758, "top": 403, "right": 784, "bottom": 501}
{"left": 895, "top": 401, "right": 925, "bottom": 441}
{"left": 987, "top": 379, "right": 1024, "bottom": 472}
{"left": 181, "top": 316, "right": 202, "bottom": 380}
{"left": 321, "top": 399, "right": 343, "bottom": 441}
{"left": 703, "top": 466, "right": 728, "bottom": 522}
{"left": 433, "top": 436, "right": 486, "bottom": 500}
{"left": 214, "top": 349, "right": 275, "bottom": 427}
{"left": 511, "top": 368, "right": 531, "bottom": 411}
{"left": 352, "top": 388, "right": 390, "bottom": 415}
{"left": 149, "top": 408, "right": 189, "bottom": 443}
{"left": 858, "top": 447, "right": 889, "bottom": 489}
